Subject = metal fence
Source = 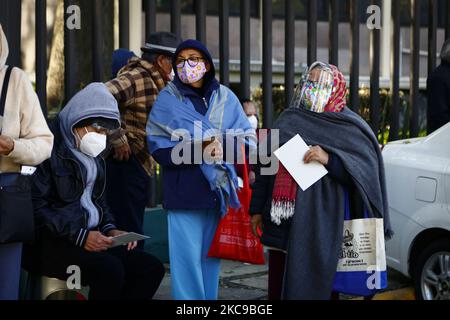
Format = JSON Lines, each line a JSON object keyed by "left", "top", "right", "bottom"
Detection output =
{"left": 2, "top": 0, "right": 450, "bottom": 138}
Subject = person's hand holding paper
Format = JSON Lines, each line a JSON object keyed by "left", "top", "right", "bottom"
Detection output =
{"left": 303, "top": 145, "right": 330, "bottom": 166}
{"left": 273, "top": 134, "right": 328, "bottom": 191}
{"left": 108, "top": 230, "right": 150, "bottom": 251}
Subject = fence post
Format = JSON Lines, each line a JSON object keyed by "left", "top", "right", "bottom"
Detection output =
{"left": 36, "top": 0, "right": 47, "bottom": 117}
{"left": 381, "top": 0, "right": 392, "bottom": 79}
{"left": 219, "top": 0, "right": 230, "bottom": 86}
{"left": 328, "top": 0, "right": 339, "bottom": 66}
{"left": 428, "top": 0, "right": 437, "bottom": 76}
{"left": 389, "top": 0, "right": 400, "bottom": 141}
{"left": 285, "top": 0, "right": 295, "bottom": 106}
{"left": 144, "top": 0, "right": 157, "bottom": 37}
{"left": 410, "top": 0, "right": 421, "bottom": 137}
{"left": 349, "top": 0, "right": 360, "bottom": 113}
{"left": 262, "top": 0, "right": 273, "bottom": 128}
{"left": 0, "top": 0, "right": 22, "bottom": 68}
{"left": 307, "top": 0, "right": 317, "bottom": 65}
{"left": 64, "top": 0, "right": 77, "bottom": 103}
{"left": 240, "top": 0, "right": 251, "bottom": 99}
{"left": 92, "top": 0, "right": 104, "bottom": 82}
{"left": 195, "top": 0, "right": 206, "bottom": 44}
{"left": 119, "top": 0, "right": 130, "bottom": 49}
{"left": 446, "top": 0, "right": 450, "bottom": 39}
{"left": 171, "top": 0, "right": 181, "bottom": 38}
{"left": 370, "top": 0, "right": 381, "bottom": 136}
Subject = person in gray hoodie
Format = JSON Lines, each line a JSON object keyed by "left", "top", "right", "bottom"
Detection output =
{"left": 23, "top": 83, "right": 165, "bottom": 300}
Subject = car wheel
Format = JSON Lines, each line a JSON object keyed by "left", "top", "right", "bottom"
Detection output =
{"left": 414, "top": 239, "right": 450, "bottom": 300}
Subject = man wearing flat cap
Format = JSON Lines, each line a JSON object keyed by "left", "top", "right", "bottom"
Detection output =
{"left": 105, "top": 32, "right": 182, "bottom": 244}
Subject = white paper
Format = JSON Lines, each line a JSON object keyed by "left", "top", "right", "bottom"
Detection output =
{"left": 273, "top": 134, "right": 328, "bottom": 191}
{"left": 21, "top": 166, "right": 37, "bottom": 176}
{"left": 110, "top": 232, "right": 150, "bottom": 248}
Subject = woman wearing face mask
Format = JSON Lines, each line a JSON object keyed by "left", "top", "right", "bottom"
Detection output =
{"left": 249, "top": 62, "right": 393, "bottom": 300}
{"left": 147, "top": 40, "right": 256, "bottom": 300}
{"left": 241, "top": 98, "right": 260, "bottom": 131}
{"left": 22, "top": 83, "right": 165, "bottom": 300}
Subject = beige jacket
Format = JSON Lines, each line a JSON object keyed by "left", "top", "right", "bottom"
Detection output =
{"left": 0, "top": 25, "right": 53, "bottom": 173}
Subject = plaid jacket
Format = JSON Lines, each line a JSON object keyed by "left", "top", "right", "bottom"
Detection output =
{"left": 105, "top": 57, "right": 166, "bottom": 176}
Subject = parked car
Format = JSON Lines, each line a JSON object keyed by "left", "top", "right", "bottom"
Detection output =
{"left": 383, "top": 123, "right": 450, "bottom": 300}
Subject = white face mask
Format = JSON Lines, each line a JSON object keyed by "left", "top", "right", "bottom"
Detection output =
{"left": 247, "top": 115, "right": 258, "bottom": 130}
{"left": 168, "top": 69, "right": 175, "bottom": 81}
{"left": 77, "top": 128, "right": 107, "bottom": 158}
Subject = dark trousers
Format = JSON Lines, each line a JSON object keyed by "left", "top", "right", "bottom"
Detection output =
{"left": 0, "top": 243, "right": 22, "bottom": 300}
{"left": 106, "top": 154, "right": 150, "bottom": 248}
{"left": 24, "top": 230, "right": 165, "bottom": 300}
{"left": 268, "top": 250, "right": 286, "bottom": 300}
{"left": 268, "top": 250, "right": 374, "bottom": 300}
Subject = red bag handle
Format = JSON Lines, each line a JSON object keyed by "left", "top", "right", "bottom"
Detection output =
{"left": 240, "top": 144, "right": 251, "bottom": 210}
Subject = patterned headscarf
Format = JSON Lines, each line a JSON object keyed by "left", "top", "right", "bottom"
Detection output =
{"left": 324, "top": 64, "right": 347, "bottom": 113}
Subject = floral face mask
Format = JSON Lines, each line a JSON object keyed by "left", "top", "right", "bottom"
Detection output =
{"left": 291, "top": 62, "right": 334, "bottom": 112}
{"left": 300, "top": 79, "right": 333, "bottom": 113}
{"left": 177, "top": 62, "right": 207, "bottom": 84}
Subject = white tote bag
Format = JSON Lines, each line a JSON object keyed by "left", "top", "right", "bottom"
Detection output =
{"left": 333, "top": 193, "right": 388, "bottom": 296}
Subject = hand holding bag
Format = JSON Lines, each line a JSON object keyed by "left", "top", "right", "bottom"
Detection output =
{"left": 0, "top": 66, "right": 35, "bottom": 244}
{"left": 208, "top": 146, "right": 265, "bottom": 265}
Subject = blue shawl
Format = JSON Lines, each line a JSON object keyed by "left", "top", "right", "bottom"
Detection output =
{"left": 147, "top": 82, "right": 256, "bottom": 216}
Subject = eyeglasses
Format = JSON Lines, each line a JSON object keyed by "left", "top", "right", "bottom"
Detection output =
{"left": 90, "top": 122, "right": 120, "bottom": 135}
{"left": 175, "top": 56, "right": 206, "bottom": 68}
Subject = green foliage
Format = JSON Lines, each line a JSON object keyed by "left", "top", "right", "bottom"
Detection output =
{"left": 252, "top": 85, "right": 423, "bottom": 144}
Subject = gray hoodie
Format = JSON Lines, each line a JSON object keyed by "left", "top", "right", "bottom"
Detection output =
{"left": 58, "top": 83, "right": 120, "bottom": 229}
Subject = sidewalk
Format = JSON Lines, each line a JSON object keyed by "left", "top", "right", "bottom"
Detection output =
{"left": 154, "top": 260, "right": 268, "bottom": 300}
{"left": 155, "top": 259, "right": 414, "bottom": 300}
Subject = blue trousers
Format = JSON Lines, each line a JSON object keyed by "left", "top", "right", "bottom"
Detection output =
{"left": 0, "top": 243, "right": 22, "bottom": 300}
{"left": 168, "top": 209, "right": 221, "bottom": 300}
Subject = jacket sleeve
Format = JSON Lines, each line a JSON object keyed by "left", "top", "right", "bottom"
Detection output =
{"left": 152, "top": 144, "right": 200, "bottom": 168}
{"left": 427, "top": 75, "right": 450, "bottom": 132}
{"left": 105, "top": 75, "right": 136, "bottom": 147}
{"left": 96, "top": 173, "right": 118, "bottom": 235}
{"left": 31, "top": 160, "right": 89, "bottom": 248}
{"left": 249, "top": 162, "right": 274, "bottom": 216}
{"left": 6, "top": 70, "right": 54, "bottom": 166}
{"left": 153, "top": 134, "right": 251, "bottom": 168}
{"left": 97, "top": 199, "right": 118, "bottom": 235}
{"left": 105, "top": 73, "right": 136, "bottom": 108}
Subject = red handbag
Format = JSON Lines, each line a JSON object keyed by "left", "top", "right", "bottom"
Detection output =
{"left": 208, "top": 149, "right": 265, "bottom": 265}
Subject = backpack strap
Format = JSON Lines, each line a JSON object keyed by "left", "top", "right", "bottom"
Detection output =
{"left": 0, "top": 66, "right": 14, "bottom": 117}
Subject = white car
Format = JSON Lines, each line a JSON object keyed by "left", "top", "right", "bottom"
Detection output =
{"left": 383, "top": 123, "right": 450, "bottom": 300}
